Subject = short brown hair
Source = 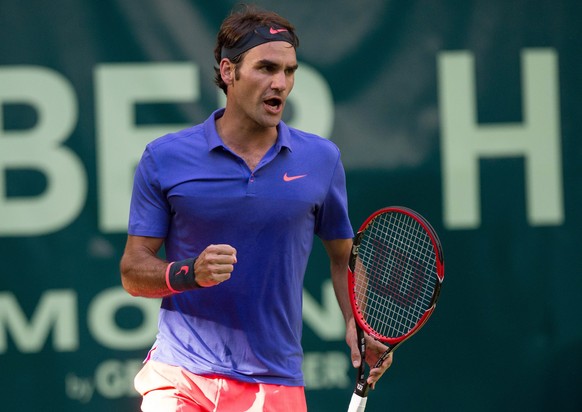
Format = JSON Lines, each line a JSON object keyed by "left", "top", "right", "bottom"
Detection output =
{"left": 213, "top": 4, "right": 299, "bottom": 94}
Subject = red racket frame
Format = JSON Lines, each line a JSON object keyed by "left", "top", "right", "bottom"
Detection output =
{"left": 348, "top": 206, "right": 445, "bottom": 346}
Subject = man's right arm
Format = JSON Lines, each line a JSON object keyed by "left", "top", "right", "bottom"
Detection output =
{"left": 120, "top": 235, "right": 238, "bottom": 298}
{"left": 120, "top": 235, "right": 171, "bottom": 298}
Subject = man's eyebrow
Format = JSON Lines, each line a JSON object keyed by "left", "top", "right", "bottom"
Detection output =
{"left": 256, "top": 59, "right": 299, "bottom": 71}
{"left": 256, "top": 59, "right": 276, "bottom": 66}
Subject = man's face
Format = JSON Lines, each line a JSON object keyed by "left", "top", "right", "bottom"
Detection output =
{"left": 228, "top": 41, "right": 298, "bottom": 129}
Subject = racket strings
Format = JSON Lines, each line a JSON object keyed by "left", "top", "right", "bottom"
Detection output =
{"left": 354, "top": 212, "right": 438, "bottom": 339}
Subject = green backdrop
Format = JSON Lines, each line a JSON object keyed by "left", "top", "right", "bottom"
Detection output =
{"left": 1, "top": 1, "right": 581, "bottom": 411}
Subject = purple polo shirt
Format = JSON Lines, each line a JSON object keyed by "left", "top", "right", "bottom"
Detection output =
{"left": 128, "top": 109, "right": 353, "bottom": 386}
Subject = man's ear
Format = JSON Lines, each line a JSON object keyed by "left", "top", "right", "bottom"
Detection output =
{"left": 220, "top": 58, "right": 235, "bottom": 86}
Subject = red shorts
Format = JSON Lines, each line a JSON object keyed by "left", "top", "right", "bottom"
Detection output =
{"left": 134, "top": 360, "right": 307, "bottom": 412}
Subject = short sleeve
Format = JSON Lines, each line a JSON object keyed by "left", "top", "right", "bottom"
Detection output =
{"left": 314, "top": 156, "right": 354, "bottom": 240}
{"left": 127, "top": 146, "right": 171, "bottom": 238}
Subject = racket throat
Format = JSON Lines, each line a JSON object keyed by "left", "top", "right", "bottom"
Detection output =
{"left": 374, "top": 349, "right": 393, "bottom": 368}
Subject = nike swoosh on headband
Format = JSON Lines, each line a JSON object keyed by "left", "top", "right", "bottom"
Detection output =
{"left": 221, "top": 25, "right": 295, "bottom": 60}
{"left": 270, "top": 27, "right": 288, "bottom": 34}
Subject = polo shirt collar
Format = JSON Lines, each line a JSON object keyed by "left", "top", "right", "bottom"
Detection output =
{"left": 204, "top": 109, "right": 293, "bottom": 152}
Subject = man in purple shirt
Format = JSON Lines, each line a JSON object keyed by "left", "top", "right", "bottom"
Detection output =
{"left": 121, "top": 5, "right": 392, "bottom": 411}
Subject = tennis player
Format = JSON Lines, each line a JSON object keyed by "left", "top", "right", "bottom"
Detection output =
{"left": 120, "top": 4, "right": 392, "bottom": 411}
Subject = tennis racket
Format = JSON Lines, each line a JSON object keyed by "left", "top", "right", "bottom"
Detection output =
{"left": 347, "top": 206, "right": 445, "bottom": 412}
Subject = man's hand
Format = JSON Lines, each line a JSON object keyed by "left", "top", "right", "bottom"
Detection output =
{"left": 194, "top": 244, "right": 237, "bottom": 287}
{"left": 346, "top": 319, "right": 393, "bottom": 389}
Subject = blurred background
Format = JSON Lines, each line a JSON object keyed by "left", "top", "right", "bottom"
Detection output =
{"left": 1, "top": 0, "right": 581, "bottom": 411}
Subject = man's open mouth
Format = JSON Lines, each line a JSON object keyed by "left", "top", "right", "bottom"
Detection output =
{"left": 264, "top": 97, "right": 282, "bottom": 108}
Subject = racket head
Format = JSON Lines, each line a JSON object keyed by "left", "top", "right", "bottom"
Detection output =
{"left": 348, "top": 206, "right": 444, "bottom": 346}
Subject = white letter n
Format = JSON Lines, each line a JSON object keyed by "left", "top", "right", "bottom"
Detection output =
{"left": 437, "top": 49, "right": 563, "bottom": 229}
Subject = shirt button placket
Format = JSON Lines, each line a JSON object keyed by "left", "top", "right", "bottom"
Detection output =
{"left": 247, "top": 172, "right": 256, "bottom": 196}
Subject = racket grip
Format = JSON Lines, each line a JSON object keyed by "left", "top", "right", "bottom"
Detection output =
{"left": 347, "top": 393, "right": 368, "bottom": 412}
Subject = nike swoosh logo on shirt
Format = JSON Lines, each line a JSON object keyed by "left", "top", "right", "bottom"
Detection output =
{"left": 283, "top": 173, "right": 307, "bottom": 182}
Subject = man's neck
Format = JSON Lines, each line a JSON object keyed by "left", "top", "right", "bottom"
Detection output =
{"left": 217, "top": 109, "right": 277, "bottom": 149}
{"left": 216, "top": 110, "right": 278, "bottom": 171}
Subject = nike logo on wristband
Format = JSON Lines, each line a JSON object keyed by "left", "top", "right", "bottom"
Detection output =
{"left": 177, "top": 266, "right": 189, "bottom": 276}
{"left": 283, "top": 172, "right": 307, "bottom": 182}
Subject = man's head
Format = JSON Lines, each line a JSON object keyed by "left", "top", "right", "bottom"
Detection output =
{"left": 214, "top": 5, "right": 299, "bottom": 95}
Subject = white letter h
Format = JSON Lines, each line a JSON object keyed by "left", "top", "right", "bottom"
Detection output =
{"left": 437, "top": 49, "right": 563, "bottom": 229}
